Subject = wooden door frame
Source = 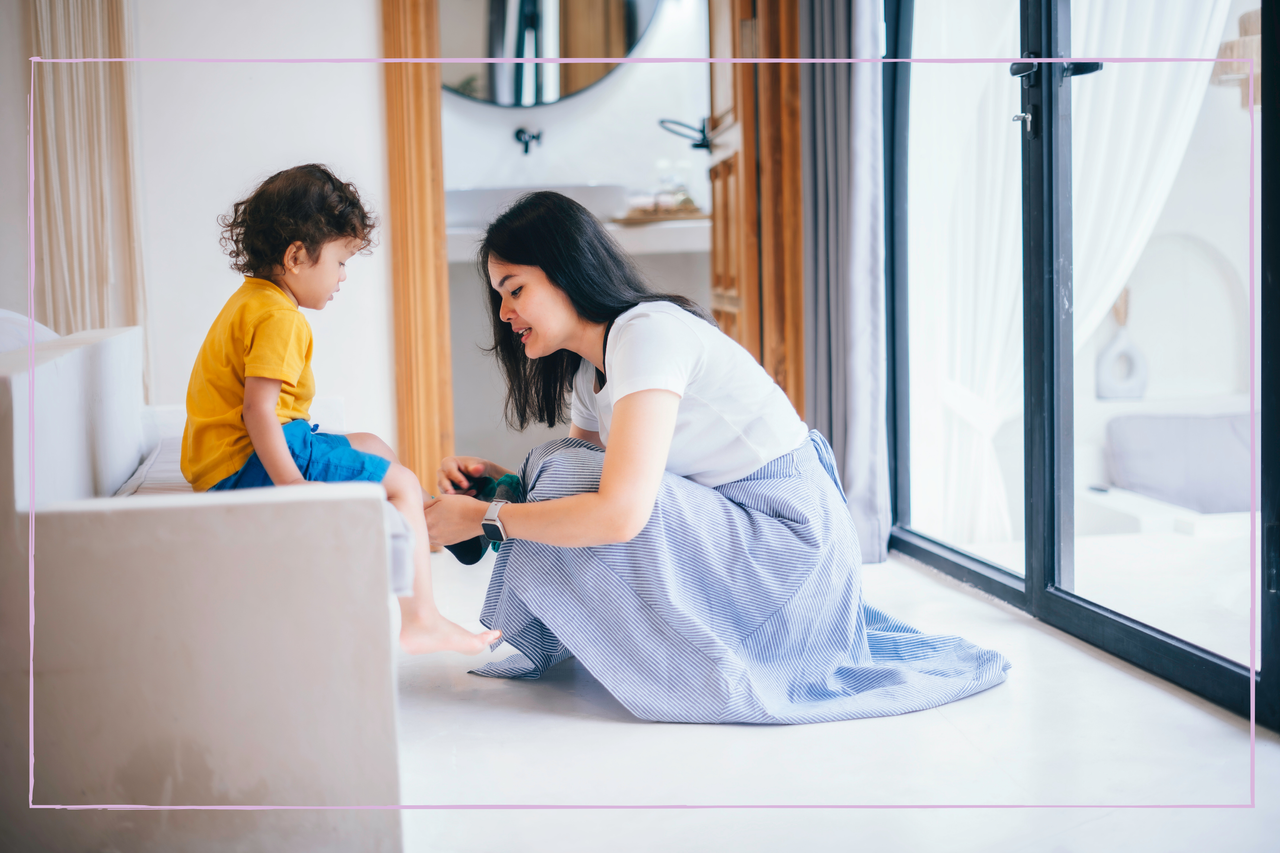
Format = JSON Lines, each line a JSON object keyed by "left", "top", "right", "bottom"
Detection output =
{"left": 382, "top": 0, "right": 454, "bottom": 486}
{"left": 708, "top": 0, "right": 805, "bottom": 414}
{"left": 755, "top": 0, "right": 804, "bottom": 416}
{"left": 708, "top": 0, "right": 763, "bottom": 364}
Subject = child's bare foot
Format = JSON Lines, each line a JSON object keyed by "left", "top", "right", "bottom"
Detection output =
{"left": 399, "top": 613, "right": 500, "bottom": 655}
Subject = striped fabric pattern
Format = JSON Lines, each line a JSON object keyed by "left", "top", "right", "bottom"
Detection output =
{"left": 115, "top": 437, "right": 193, "bottom": 496}
{"left": 472, "top": 432, "right": 1011, "bottom": 724}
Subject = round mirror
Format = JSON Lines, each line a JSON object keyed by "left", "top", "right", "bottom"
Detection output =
{"left": 439, "top": 0, "right": 663, "bottom": 107}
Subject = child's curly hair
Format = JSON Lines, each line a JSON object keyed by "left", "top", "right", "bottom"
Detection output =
{"left": 219, "top": 164, "right": 378, "bottom": 279}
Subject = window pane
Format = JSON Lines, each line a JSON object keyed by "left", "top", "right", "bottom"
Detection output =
{"left": 906, "top": 0, "right": 1026, "bottom": 574}
{"left": 1068, "top": 1, "right": 1258, "bottom": 665}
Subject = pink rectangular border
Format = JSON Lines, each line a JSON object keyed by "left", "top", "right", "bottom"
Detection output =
{"left": 24, "top": 54, "right": 1257, "bottom": 812}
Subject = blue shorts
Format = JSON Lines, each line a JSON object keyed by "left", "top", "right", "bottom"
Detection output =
{"left": 209, "top": 419, "right": 391, "bottom": 491}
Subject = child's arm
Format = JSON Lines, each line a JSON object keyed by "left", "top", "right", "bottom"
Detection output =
{"left": 243, "top": 376, "right": 307, "bottom": 486}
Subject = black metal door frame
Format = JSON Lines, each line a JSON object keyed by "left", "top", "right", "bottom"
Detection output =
{"left": 883, "top": 0, "right": 1277, "bottom": 728}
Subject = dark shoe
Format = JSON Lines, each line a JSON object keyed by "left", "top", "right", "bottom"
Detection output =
{"left": 443, "top": 474, "right": 524, "bottom": 565}
{"left": 444, "top": 535, "right": 488, "bottom": 565}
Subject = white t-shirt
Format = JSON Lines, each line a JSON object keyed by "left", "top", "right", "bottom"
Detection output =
{"left": 570, "top": 301, "right": 810, "bottom": 487}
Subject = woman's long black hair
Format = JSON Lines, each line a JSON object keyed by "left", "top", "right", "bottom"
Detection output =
{"left": 480, "top": 191, "right": 713, "bottom": 431}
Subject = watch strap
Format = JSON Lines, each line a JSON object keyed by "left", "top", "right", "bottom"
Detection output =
{"left": 481, "top": 499, "right": 509, "bottom": 542}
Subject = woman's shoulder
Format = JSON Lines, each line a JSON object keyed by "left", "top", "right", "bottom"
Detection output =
{"left": 610, "top": 303, "right": 713, "bottom": 366}
{"left": 604, "top": 301, "right": 724, "bottom": 393}
{"left": 614, "top": 300, "right": 710, "bottom": 337}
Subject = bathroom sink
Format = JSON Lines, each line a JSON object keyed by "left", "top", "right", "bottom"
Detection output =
{"left": 445, "top": 184, "right": 629, "bottom": 229}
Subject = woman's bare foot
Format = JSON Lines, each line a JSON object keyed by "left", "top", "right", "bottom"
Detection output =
{"left": 399, "top": 611, "right": 500, "bottom": 655}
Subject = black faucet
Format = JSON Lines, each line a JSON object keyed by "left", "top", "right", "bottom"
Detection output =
{"left": 514, "top": 128, "right": 542, "bottom": 155}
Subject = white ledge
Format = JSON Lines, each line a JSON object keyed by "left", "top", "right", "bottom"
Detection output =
{"left": 446, "top": 218, "right": 710, "bottom": 264}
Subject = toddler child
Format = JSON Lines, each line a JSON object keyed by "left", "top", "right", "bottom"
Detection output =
{"left": 180, "top": 163, "right": 499, "bottom": 655}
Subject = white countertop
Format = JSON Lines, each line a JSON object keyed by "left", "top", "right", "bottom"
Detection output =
{"left": 446, "top": 218, "right": 710, "bottom": 264}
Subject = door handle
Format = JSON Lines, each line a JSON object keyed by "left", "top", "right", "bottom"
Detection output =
{"left": 1013, "top": 59, "right": 1103, "bottom": 86}
{"left": 1010, "top": 57, "right": 1038, "bottom": 88}
{"left": 1064, "top": 61, "right": 1103, "bottom": 78}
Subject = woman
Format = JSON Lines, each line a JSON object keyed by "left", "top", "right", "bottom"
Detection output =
{"left": 426, "top": 192, "right": 1009, "bottom": 724}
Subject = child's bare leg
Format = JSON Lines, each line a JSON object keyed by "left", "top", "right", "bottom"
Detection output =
{"left": 345, "top": 432, "right": 399, "bottom": 462}
{"left": 347, "top": 438, "right": 500, "bottom": 654}
{"left": 346, "top": 432, "right": 443, "bottom": 550}
{"left": 381, "top": 464, "right": 501, "bottom": 654}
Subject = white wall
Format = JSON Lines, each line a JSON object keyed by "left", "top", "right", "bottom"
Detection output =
{"left": 129, "top": 0, "right": 397, "bottom": 443}
{"left": 0, "top": 0, "right": 30, "bottom": 316}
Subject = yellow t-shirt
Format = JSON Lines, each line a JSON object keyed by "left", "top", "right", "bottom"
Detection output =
{"left": 181, "top": 277, "right": 315, "bottom": 491}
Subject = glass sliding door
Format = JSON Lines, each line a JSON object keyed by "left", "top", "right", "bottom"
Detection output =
{"left": 885, "top": 0, "right": 1277, "bottom": 728}
{"left": 1021, "top": 0, "right": 1257, "bottom": 722}
{"left": 887, "top": 0, "right": 1030, "bottom": 606}
{"left": 1066, "top": 1, "right": 1257, "bottom": 668}
{"left": 905, "top": 0, "right": 1027, "bottom": 576}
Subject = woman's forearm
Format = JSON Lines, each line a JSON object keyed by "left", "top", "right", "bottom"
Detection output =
{"left": 438, "top": 489, "right": 645, "bottom": 548}
{"left": 428, "top": 390, "right": 679, "bottom": 548}
{"left": 500, "top": 491, "right": 648, "bottom": 547}
{"left": 495, "top": 391, "right": 679, "bottom": 546}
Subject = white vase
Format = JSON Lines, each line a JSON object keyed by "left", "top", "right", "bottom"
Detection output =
{"left": 1096, "top": 326, "right": 1149, "bottom": 400}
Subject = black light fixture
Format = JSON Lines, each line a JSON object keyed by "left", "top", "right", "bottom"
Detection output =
{"left": 658, "top": 118, "right": 711, "bottom": 152}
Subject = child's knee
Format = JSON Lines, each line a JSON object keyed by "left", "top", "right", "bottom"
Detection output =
{"left": 347, "top": 431, "right": 398, "bottom": 462}
{"left": 381, "top": 461, "right": 420, "bottom": 499}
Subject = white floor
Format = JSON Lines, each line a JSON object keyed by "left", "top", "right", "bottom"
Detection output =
{"left": 395, "top": 548, "right": 1280, "bottom": 852}
{"left": 963, "top": 491, "right": 1256, "bottom": 666}
{"left": 966, "top": 529, "right": 1254, "bottom": 666}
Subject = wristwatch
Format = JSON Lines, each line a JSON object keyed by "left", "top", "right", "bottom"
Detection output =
{"left": 481, "top": 499, "right": 509, "bottom": 543}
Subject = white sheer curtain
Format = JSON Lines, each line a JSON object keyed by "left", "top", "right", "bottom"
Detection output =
{"left": 937, "top": 64, "right": 1026, "bottom": 544}
{"left": 31, "top": 0, "right": 150, "bottom": 397}
{"left": 909, "top": 0, "right": 1230, "bottom": 547}
{"left": 908, "top": 0, "right": 1023, "bottom": 545}
{"left": 1071, "top": 0, "right": 1232, "bottom": 347}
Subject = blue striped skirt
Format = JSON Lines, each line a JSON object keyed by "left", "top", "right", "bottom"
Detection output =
{"left": 471, "top": 431, "right": 1011, "bottom": 724}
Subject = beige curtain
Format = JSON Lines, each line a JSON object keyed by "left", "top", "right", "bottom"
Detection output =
{"left": 800, "top": 0, "right": 892, "bottom": 562}
{"left": 31, "top": 0, "right": 150, "bottom": 397}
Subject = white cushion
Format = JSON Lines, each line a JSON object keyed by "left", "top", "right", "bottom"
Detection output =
{"left": 113, "top": 433, "right": 414, "bottom": 594}
{"left": 1106, "top": 414, "right": 1252, "bottom": 514}
{"left": 114, "top": 436, "right": 192, "bottom": 497}
{"left": 0, "top": 309, "right": 58, "bottom": 354}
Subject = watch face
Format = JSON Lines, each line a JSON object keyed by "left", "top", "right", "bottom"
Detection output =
{"left": 481, "top": 522, "right": 504, "bottom": 542}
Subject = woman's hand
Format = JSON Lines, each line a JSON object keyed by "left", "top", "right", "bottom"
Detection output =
{"left": 424, "top": 494, "right": 488, "bottom": 545}
{"left": 484, "top": 389, "right": 680, "bottom": 548}
{"left": 429, "top": 391, "right": 677, "bottom": 548}
{"left": 437, "top": 456, "right": 493, "bottom": 496}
